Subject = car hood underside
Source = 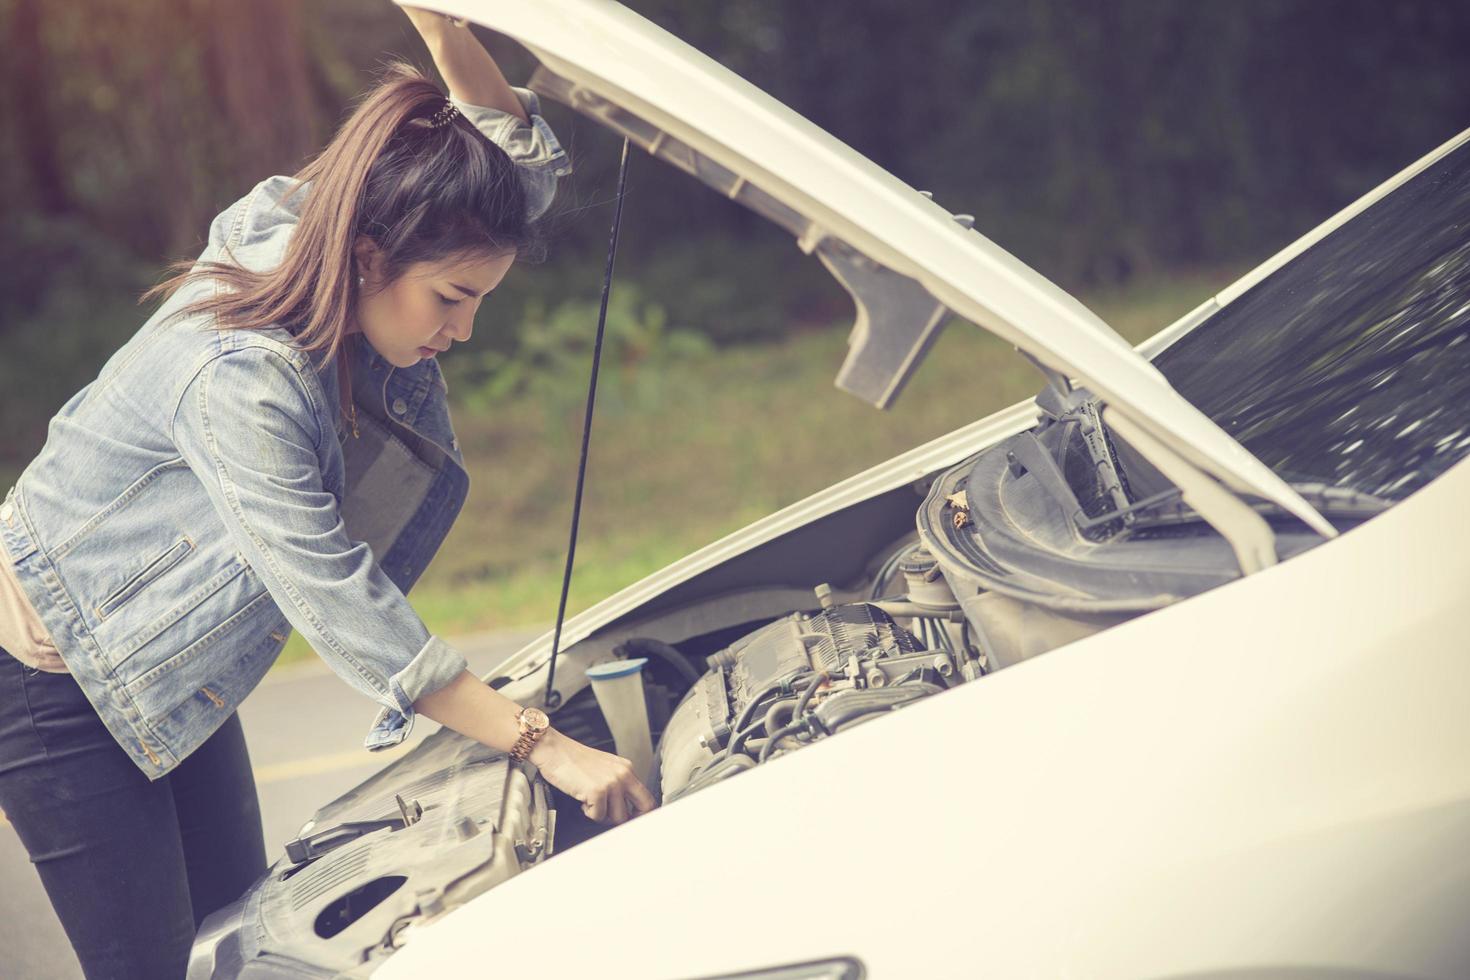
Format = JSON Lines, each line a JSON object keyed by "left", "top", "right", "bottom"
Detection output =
{"left": 412, "top": 0, "right": 1333, "bottom": 538}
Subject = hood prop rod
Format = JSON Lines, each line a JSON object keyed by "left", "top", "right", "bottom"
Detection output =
{"left": 544, "top": 138, "right": 631, "bottom": 710}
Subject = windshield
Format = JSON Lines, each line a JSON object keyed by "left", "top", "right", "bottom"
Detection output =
{"left": 1149, "top": 138, "right": 1470, "bottom": 503}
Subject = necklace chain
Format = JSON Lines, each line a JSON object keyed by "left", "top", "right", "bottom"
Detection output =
{"left": 337, "top": 344, "right": 360, "bottom": 440}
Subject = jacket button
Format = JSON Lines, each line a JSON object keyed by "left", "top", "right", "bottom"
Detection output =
{"left": 0, "top": 503, "right": 11, "bottom": 522}
{"left": 392, "top": 398, "right": 408, "bottom": 416}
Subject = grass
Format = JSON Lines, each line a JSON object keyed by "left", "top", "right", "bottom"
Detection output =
{"left": 0, "top": 267, "right": 1243, "bottom": 670}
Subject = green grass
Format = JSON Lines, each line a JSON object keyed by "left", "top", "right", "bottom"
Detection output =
{"left": 0, "top": 267, "right": 1243, "bottom": 671}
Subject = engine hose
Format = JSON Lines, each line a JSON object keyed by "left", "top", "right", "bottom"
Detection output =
{"left": 924, "top": 616, "right": 955, "bottom": 654}
{"left": 763, "top": 697, "right": 797, "bottom": 736}
{"left": 758, "top": 719, "right": 814, "bottom": 763}
{"left": 792, "top": 671, "right": 831, "bottom": 721}
{"left": 615, "top": 637, "right": 703, "bottom": 688}
{"left": 869, "top": 545, "right": 907, "bottom": 600}
{"left": 816, "top": 682, "right": 943, "bottom": 732}
{"left": 726, "top": 720, "right": 762, "bottom": 759}
{"left": 723, "top": 672, "right": 812, "bottom": 760}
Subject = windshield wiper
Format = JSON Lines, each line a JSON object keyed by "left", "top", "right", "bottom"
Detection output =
{"left": 1073, "top": 486, "right": 1183, "bottom": 531}
{"left": 1002, "top": 427, "right": 1184, "bottom": 535}
{"left": 1126, "top": 481, "right": 1391, "bottom": 530}
{"left": 1014, "top": 386, "right": 1384, "bottom": 539}
{"left": 1279, "top": 482, "right": 1394, "bottom": 513}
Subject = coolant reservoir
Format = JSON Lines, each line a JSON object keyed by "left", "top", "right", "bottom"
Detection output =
{"left": 585, "top": 658, "right": 655, "bottom": 792}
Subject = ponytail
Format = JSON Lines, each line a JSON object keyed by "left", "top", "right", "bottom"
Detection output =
{"left": 142, "top": 61, "right": 534, "bottom": 364}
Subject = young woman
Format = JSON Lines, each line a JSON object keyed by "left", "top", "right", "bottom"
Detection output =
{"left": 0, "top": 8, "right": 653, "bottom": 977}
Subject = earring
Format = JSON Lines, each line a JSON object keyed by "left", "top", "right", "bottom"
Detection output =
{"left": 358, "top": 275, "right": 365, "bottom": 287}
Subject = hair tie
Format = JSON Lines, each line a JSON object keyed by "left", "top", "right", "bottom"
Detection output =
{"left": 426, "top": 99, "right": 461, "bottom": 129}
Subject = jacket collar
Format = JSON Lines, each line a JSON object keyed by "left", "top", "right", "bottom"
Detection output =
{"left": 334, "top": 335, "right": 462, "bottom": 465}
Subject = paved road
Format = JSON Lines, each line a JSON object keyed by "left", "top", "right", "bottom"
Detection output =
{"left": 0, "top": 629, "right": 541, "bottom": 980}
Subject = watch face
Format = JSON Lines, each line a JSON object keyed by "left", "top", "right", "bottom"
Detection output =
{"left": 522, "top": 707, "right": 550, "bottom": 731}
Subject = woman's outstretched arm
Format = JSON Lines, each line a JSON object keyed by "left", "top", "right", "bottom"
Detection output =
{"left": 393, "top": 6, "right": 611, "bottom": 809}
{"left": 402, "top": 5, "right": 529, "bottom": 123}
{"left": 414, "top": 670, "right": 658, "bottom": 824}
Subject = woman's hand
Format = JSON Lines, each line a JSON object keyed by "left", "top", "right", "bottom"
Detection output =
{"left": 412, "top": 671, "right": 656, "bottom": 823}
{"left": 529, "top": 728, "right": 658, "bottom": 824}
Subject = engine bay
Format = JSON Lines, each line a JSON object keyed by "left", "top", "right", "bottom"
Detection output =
{"left": 188, "top": 428, "right": 1350, "bottom": 979}
{"left": 654, "top": 544, "right": 975, "bottom": 802}
{"left": 191, "top": 411, "right": 1306, "bottom": 979}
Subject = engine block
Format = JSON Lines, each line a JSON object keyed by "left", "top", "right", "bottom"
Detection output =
{"left": 656, "top": 603, "right": 936, "bottom": 799}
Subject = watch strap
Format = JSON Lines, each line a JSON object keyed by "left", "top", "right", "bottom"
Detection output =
{"left": 509, "top": 728, "right": 539, "bottom": 762}
{"left": 509, "top": 708, "right": 547, "bottom": 763}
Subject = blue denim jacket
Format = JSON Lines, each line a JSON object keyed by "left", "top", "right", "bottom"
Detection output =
{"left": 0, "top": 89, "right": 569, "bottom": 779}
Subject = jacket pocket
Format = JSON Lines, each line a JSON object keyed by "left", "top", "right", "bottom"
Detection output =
{"left": 96, "top": 537, "right": 193, "bottom": 620}
{"left": 124, "top": 587, "right": 274, "bottom": 697}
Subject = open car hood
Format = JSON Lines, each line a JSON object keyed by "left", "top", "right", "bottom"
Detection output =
{"left": 415, "top": 0, "right": 1334, "bottom": 537}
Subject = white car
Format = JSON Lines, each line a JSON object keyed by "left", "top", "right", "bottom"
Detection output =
{"left": 189, "top": 1, "right": 1470, "bottom": 978}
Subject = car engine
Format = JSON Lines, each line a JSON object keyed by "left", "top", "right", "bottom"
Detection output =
{"left": 656, "top": 545, "right": 975, "bottom": 801}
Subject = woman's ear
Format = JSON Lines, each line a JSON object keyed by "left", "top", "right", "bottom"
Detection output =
{"left": 353, "top": 236, "right": 383, "bottom": 287}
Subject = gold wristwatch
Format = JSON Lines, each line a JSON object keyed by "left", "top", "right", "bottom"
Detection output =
{"left": 509, "top": 706, "right": 550, "bottom": 763}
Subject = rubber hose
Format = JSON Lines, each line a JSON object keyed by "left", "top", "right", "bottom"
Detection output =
{"left": 616, "top": 637, "right": 703, "bottom": 687}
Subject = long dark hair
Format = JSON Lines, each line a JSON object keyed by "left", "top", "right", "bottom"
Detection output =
{"left": 142, "top": 61, "right": 538, "bottom": 362}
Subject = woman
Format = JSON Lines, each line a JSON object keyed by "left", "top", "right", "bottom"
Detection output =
{"left": 0, "top": 7, "right": 654, "bottom": 977}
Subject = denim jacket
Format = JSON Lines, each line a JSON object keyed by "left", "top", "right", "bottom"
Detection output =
{"left": 0, "top": 89, "right": 569, "bottom": 779}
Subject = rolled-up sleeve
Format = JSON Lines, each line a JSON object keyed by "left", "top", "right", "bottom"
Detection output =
{"left": 172, "top": 349, "right": 467, "bottom": 741}
{"left": 452, "top": 87, "right": 571, "bottom": 221}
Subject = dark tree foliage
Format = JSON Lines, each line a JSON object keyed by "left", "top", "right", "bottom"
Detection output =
{"left": 1, "top": 0, "right": 1468, "bottom": 459}
{"left": 610, "top": 0, "right": 1470, "bottom": 289}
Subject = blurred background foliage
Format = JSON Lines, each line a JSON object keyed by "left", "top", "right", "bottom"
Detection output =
{"left": 2, "top": 0, "right": 1469, "bottom": 640}
{"left": 4, "top": 0, "right": 1470, "bottom": 452}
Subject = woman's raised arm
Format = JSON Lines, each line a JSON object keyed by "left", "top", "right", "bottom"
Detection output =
{"left": 401, "top": 5, "right": 529, "bottom": 123}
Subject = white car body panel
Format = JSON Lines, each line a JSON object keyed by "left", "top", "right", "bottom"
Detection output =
{"left": 332, "top": 4, "right": 1470, "bottom": 977}
{"left": 411, "top": 0, "right": 1335, "bottom": 537}
{"left": 380, "top": 454, "right": 1470, "bottom": 979}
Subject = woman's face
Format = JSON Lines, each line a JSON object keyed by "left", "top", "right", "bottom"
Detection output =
{"left": 351, "top": 239, "right": 515, "bottom": 368}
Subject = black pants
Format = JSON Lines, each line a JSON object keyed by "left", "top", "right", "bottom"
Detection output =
{"left": 0, "top": 647, "right": 266, "bottom": 979}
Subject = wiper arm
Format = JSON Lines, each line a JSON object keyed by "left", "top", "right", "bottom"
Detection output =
{"left": 1282, "top": 482, "right": 1394, "bottom": 515}
{"left": 1127, "top": 481, "right": 1391, "bottom": 530}
{"left": 1004, "top": 428, "right": 1185, "bottom": 535}
{"left": 1073, "top": 486, "right": 1183, "bottom": 531}
{"left": 1103, "top": 407, "right": 1280, "bottom": 573}
{"left": 1071, "top": 401, "right": 1131, "bottom": 515}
